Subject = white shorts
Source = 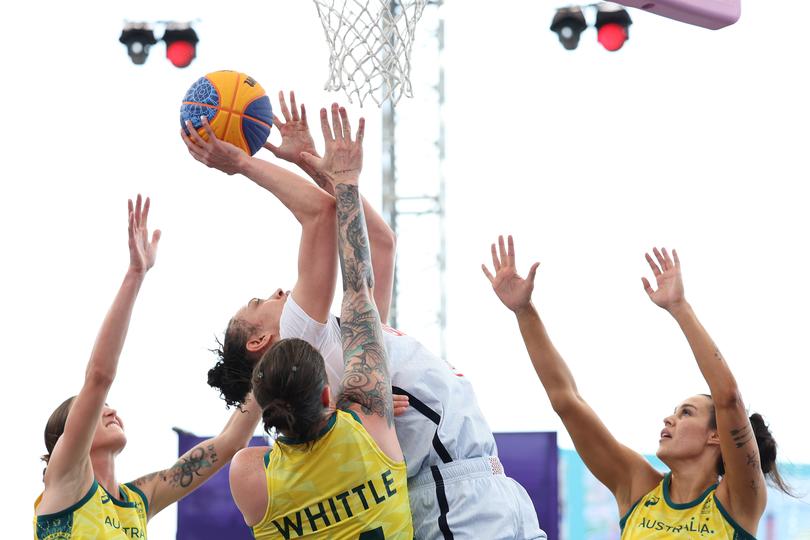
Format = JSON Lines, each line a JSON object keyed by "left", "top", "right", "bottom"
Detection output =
{"left": 407, "top": 457, "right": 548, "bottom": 540}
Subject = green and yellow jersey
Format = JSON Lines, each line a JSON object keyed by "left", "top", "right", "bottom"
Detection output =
{"left": 621, "top": 473, "right": 756, "bottom": 539}
{"left": 253, "top": 409, "right": 413, "bottom": 539}
{"left": 34, "top": 480, "right": 148, "bottom": 539}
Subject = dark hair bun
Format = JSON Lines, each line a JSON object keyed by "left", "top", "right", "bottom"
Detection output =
{"left": 208, "top": 358, "right": 253, "bottom": 408}
{"left": 750, "top": 413, "right": 776, "bottom": 474}
{"left": 262, "top": 399, "right": 297, "bottom": 434}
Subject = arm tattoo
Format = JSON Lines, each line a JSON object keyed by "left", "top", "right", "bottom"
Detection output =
{"left": 730, "top": 425, "right": 753, "bottom": 449}
{"left": 334, "top": 184, "right": 392, "bottom": 426}
{"left": 746, "top": 451, "right": 760, "bottom": 470}
{"left": 133, "top": 443, "right": 219, "bottom": 490}
{"left": 336, "top": 186, "right": 374, "bottom": 292}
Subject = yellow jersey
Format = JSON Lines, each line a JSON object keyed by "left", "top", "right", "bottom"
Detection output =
{"left": 34, "top": 480, "right": 148, "bottom": 539}
{"left": 621, "top": 473, "right": 756, "bottom": 539}
{"left": 253, "top": 410, "right": 413, "bottom": 539}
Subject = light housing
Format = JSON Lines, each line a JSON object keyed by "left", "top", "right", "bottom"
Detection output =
{"left": 550, "top": 6, "right": 589, "bottom": 50}
{"left": 163, "top": 23, "right": 199, "bottom": 68}
{"left": 119, "top": 23, "right": 158, "bottom": 65}
{"left": 595, "top": 3, "right": 633, "bottom": 51}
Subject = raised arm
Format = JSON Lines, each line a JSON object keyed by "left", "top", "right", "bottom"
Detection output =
{"left": 483, "top": 235, "right": 660, "bottom": 514}
{"left": 181, "top": 114, "right": 336, "bottom": 323}
{"left": 642, "top": 248, "right": 766, "bottom": 527}
{"left": 266, "top": 91, "right": 397, "bottom": 323}
{"left": 130, "top": 392, "right": 261, "bottom": 519}
{"left": 301, "top": 104, "right": 402, "bottom": 461}
{"left": 42, "top": 196, "right": 160, "bottom": 508}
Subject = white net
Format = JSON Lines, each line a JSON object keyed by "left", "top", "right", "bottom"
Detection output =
{"left": 313, "top": 0, "right": 427, "bottom": 107}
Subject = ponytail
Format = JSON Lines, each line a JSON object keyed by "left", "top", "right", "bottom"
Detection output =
{"left": 706, "top": 398, "right": 795, "bottom": 497}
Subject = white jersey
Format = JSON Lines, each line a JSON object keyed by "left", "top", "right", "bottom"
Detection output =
{"left": 279, "top": 294, "right": 497, "bottom": 477}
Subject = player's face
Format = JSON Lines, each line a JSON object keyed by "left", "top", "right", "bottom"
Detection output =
{"left": 656, "top": 395, "right": 716, "bottom": 463}
{"left": 91, "top": 404, "right": 127, "bottom": 455}
{"left": 236, "top": 288, "right": 289, "bottom": 335}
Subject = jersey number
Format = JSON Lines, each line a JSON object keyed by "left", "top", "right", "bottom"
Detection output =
{"left": 359, "top": 527, "right": 385, "bottom": 539}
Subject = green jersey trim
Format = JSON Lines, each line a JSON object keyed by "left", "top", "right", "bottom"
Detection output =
{"left": 662, "top": 472, "right": 717, "bottom": 510}
{"left": 36, "top": 480, "right": 98, "bottom": 522}
{"left": 124, "top": 482, "right": 150, "bottom": 517}
{"left": 277, "top": 412, "right": 337, "bottom": 445}
{"left": 714, "top": 494, "right": 758, "bottom": 539}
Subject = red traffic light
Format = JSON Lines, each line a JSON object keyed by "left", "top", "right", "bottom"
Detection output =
{"left": 162, "top": 25, "right": 198, "bottom": 68}
{"left": 167, "top": 40, "right": 196, "bottom": 68}
{"left": 595, "top": 4, "right": 632, "bottom": 52}
{"left": 597, "top": 23, "right": 628, "bottom": 51}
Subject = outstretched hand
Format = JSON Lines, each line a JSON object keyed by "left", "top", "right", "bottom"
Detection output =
{"left": 300, "top": 103, "right": 364, "bottom": 186}
{"left": 264, "top": 91, "right": 318, "bottom": 167}
{"left": 181, "top": 117, "right": 247, "bottom": 176}
{"left": 641, "top": 247, "right": 685, "bottom": 312}
{"left": 127, "top": 194, "right": 161, "bottom": 275}
{"left": 482, "top": 235, "right": 539, "bottom": 313}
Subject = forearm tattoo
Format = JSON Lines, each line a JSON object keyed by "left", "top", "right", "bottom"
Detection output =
{"left": 132, "top": 443, "right": 219, "bottom": 491}
{"left": 730, "top": 425, "right": 753, "bottom": 449}
{"left": 335, "top": 184, "right": 392, "bottom": 426}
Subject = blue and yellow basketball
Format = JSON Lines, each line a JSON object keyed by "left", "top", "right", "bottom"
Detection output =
{"left": 180, "top": 70, "right": 273, "bottom": 156}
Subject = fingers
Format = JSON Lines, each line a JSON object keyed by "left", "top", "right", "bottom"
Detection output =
{"left": 142, "top": 197, "right": 150, "bottom": 230}
{"left": 481, "top": 264, "right": 494, "bottom": 283}
{"left": 128, "top": 198, "right": 134, "bottom": 219}
{"left": 300, "top": 151, "right": 319, "bottom": 169}
{"left": 527, "top": 262, "right": 540, "bottom": 284}
{"left": 278, "top": 90, "right": 292, "bottom": 123}
{"left": 392, "top": 394, "right": 409, "bottom": 417}
{"left": 290, "top": 91, "right": 300, "bottom": 122}
{"left": 263, "top": 141, "right": 280, "bottom": 155}
{"left": 330, "top": 103, "right": 342, "bottom": 141}
{"left": 200, "top": 116, "right": 217, "bottom": 143}
{"left": 319, "top": 107, "right": 334, "bottom": 142}
{"left": 356, "top": 117, "right": 365, "bottom": 145}
{"left": 498, "top": 236, "right": 508, "bottom": 267}
{"left": 653, "top": 247, "right": 670, "bottom": 272}
{"left": 184, "top": 120, "right": 208, "bottom": 147}
{"left": 490, "top": 243, "right": 501, "bottom": 271}
{"left": 641, "top": 276, "right": 655, "bottom": 298}
{"left": 507, "top": 235, "right": 515, "bottom": 267}
{"left": 662, "top": 247, "right": 674, "bottom": 270}
{"left": 134, "top": 194, "right": 142, "bottom": 227}
{"left": 673, "top": 248, "right": 680, "bottom": 267}
{"left": 180, "top": 128, "right": 196, "bottom": 151}
{"left": 300, "top": 103, "right": 308, "bottom": 127}
{"left": 339, "top": 106, "right": 351, "bottom": 141}
{"left": 127, "top": 207, "right": 135, "bottom": 236}
{"left": 645, "top": 252, "right": 661, "bottom": 277}
{"left": 151, "top": 229, "right": 162, "bottom": 247}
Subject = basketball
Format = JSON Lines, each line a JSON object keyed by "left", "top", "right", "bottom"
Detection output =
{"left": 180, "top": 70, "right": 273, "bottom": 156}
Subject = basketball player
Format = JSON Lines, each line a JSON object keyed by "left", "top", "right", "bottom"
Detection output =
{"left": 228, "top": 107, "right": 414, "bottom": 538}
{"left": 182, "top": 93, "right": 547, "bottom": 539}
{"left": 35, "top": 196, "right": 261, "bottom": 539}
{"left": 483, "top": 235, "right": 791, "bottom": 538}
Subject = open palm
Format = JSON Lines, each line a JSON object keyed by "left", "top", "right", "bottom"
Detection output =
{"left": 264, "top": 91, "right": 317, "bottom": 165}
{"left": 482, "top": 235, "right": 539, "bottom": 313}
{"left": 641, "top": 247, "right": 685, "bottom": 311}
{"left": 127, "top": 194, "right": 161, "bottom": 275}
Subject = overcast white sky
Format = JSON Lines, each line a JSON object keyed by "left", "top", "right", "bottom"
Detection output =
{"left": 2, "top": 1, "right": 809, "bottom": 537}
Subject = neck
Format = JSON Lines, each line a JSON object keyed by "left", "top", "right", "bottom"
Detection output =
{"left": 90, "top": 449, "right": 119, "bottom": 496}
{"left": 667, "top": 461, "right": 718, "bottom": 504}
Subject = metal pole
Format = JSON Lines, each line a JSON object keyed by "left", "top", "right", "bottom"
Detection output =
{"left": 381, "top": 0, "right": 400, "bottom": 329}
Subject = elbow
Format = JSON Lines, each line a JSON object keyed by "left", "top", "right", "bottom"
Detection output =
{"left": 85, "top": 368, "right": 115, "bottom": 389}
{"left": 219, "top": 436, "right": 251, "bottom": 462}
{"left": 313, "top": 193, "right": 336, "bottom": 220}
{"left": 548, "top": 390, "right": 583, "bottom": 418}
{"left": 711, "top": 387, "right": 744, "bottom": 411}
{"left": 299, "top": 191, "right": 335, "bottom": 224}
{"left": 377, "top": 228, "right": 397, "bottom": 252}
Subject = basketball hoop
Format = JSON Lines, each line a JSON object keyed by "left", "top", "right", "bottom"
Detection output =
{"left": 312, "top": 0, "right": 427, "bottom": 107}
